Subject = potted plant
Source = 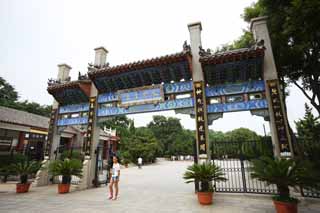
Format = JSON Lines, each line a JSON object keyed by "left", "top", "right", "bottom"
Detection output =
{"left": 250, "top": 156, "right": 318, "bottom": 213}
{"left": 183, "top": 162, "right": 227, "bottom": 205}
{"left": 49, "top": 159, "right": 83, "bottom": 194}
{"left": 10, "top": 160, "right": 41, "bottom": 193}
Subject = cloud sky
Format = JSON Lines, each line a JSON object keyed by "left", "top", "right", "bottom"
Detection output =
{"left": 0, "top": 0, "right": 316, "bottom": 135}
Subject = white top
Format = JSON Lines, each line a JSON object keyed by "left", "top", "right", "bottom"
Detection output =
{"left": 112, "top": 163, "right": 120, "bottom": 177}
{"left": 138, "top": 157, "right": 142, "bottom": 164}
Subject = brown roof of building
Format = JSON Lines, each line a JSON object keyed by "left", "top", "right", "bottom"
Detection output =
{"left": 0, "top": 106, "right": 49, "bottom": 129}
{"left": 200, "top": 47, "right": 265, "bottom": 65}
{"left": 88, "top": 51, "right": 191, "bottom": 78}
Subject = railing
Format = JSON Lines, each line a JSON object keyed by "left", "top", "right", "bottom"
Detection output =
{"left": 211, "top": 140, "right": 277, "bottom": 194}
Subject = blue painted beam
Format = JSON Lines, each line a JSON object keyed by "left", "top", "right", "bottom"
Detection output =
{"left": 98, "top": 98, "right": 194, "bottom": 116}
{"left": 207, "top": 99, "right": 268, "bottom": 113}
{"left": 58, "top": 103, "right": 90, "bottom": 114}
{"left": 206, "top": 80, "right": 265, "bottom": 97}
{"left": 97, "top": 92, "right": 118, "bottom": 103}
{"left": 57, "top": 117, "right": 88, "bottom": 126}
{"left": 163, "top": 81, "right": 193, "bottom": 94}
{"left": 97, "top": 81, "right": 194, "bottom": 104}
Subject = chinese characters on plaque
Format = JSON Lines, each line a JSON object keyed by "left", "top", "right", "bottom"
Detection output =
{"left": 118, "top": 85, "right": 164, "bottom": 107}
{"left": 85, "top": 97, "right": 96, "bottom": 155}
{"left": 193, "top": 81, "right": 208, "bottom": 157}
{"left": 45, "top": 109, "right": 57, "bottom": 156}
{"left": 267, "top": 80, "right": 290, "bottom": 153}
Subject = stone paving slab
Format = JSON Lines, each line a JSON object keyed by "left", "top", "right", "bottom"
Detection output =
{"left": 0, "top": 161, "right": 319, "bottom": 213}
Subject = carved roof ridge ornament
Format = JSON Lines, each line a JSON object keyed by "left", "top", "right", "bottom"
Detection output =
{"left": 183, "top": 40, "right": 191, "bottom": 52}
{"left": 78, "top": 71, "right": 89, "bottom": 80}
{"left": 199, "top": 45, "right": 212, "bottom": 57}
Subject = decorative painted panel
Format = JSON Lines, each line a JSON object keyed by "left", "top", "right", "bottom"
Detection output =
{"left": 163, "top": 81, "right": 193, "bottom": 94}
{"left": 207, "top": 99, "right": 268, "bottom": 113}
{"left": 98, "top": 98, "right": 194, "bottom": 117}
{"left": 98, "top": 92, "right": 118, "bottom": 103}
{"left": 205, "top": 80, "right": 265, "bottom": 97}
{"left": 57, "top": 117, "right": 88, "bottom": 126}
{"left": 118, "top": 85, "right": 164, "bottom": 107}
{"left": 58, "top": 103, "right": 89, "bottom": 114}
{"left": 97, "top": 81, "right": 193, "bottom": 104}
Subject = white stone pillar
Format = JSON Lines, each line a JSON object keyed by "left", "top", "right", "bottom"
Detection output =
{"left": 94, "top": 47, "right": 108, "bottom": 67}
{"left": 83, "top": 47, "right": 107, "bottom": 188}
{"left": 251, "top": 16, "right": 293, "bottom": 158}
{"left": 188, "top": 22, "right": 210, "bottom": 163}
{"left": 57, "top": 64, "right": 72, "bottom": 81}
{"left": 188, "top": 22, "right": 203, "bottom": 82}
{"left": 36, "top": 64, "right": 72, "bottom": 186}
{"left": 51, "top": 64, "right": 72, "bottom": 155}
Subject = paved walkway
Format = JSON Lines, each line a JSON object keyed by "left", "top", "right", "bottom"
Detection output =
{"left": 0, "top": 161, "right": 319, "bottom": 213}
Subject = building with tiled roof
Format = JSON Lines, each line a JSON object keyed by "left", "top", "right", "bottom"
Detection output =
{"left": 0, "top": 106, "right": 119, "bottom": 161}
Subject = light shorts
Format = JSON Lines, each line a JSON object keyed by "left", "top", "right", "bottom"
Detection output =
{"left": 112, "top": 176, "right": 119, "bottom": 181}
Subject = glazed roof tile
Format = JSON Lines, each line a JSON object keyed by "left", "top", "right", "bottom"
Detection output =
{"left": 88, "top": 51, "right": 191, "bottom": 78}
{"left": 200, "top": 47, "right": 264, "bottom": 65}
{"left": 47, "top": 80, "right": 91, "bottom": 92}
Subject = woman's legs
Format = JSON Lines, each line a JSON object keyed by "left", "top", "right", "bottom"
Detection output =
{"left": 114, "top": 180, "right": 119, "bottom": 199}
{"left": 109, "top": 180, "right": 114, "bottom": 199}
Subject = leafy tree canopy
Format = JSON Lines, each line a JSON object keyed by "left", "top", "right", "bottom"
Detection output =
{"left": 0, "top": 76, "right": 51, "bottom": 117}
{"left": 295, "top": 104, "right": 320, "bottom": 143}
{"left": 209, "top": 128, "right": 260, "bottom": 142}
{"left": 227, "top": 0, "right": 320, "bottom": 115}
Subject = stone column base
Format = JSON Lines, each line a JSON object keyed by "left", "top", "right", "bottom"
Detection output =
{"left": 75, "top": 156, "right": 91, "bottom": 191}
{"left": 34, "top": 157, "right": 50, "bottom": 187}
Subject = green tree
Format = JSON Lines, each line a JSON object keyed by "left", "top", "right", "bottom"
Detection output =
{"left": 295, "top": 104, "right": 320, "bottom": 143}
{"left": 0, "top": 76, "right": 18, "bottom": 104}
{"left": 208, "top": 130, "right": 228, "bottom": 142}
{"left": 167, "top": 129, "right": 194, "bottom": 156}
{"left": 225, "top": 128, "right": 260, "bottom": 142}
{"left": 233, "top": 0, "right": 320, "bottom": 115}
{"left": 295, "top": 104, "right": 320, "bottom": 176}
{"left": 100, "top": 115, "right": 132, "bottom": 137}
{"left": 0, "top": 76, "right": 51, "bottom": 117}
{"left": 147, "top": 115, "right": 183, "bottom": 155}
{"left": 123, "top": 127, "right": 161, "bottom": 163}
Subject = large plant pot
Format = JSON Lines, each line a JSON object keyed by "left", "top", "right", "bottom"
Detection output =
{"left": 273, "top": 200, "right": 297, "bottom": 213}
{"left": 16, "top": 183, "right": 31, "bottom": 193}
{"left": 58, "top": 183, "right": 71, "bottom": 194}
{"left": 197, "top": 192, "right": 213, "bottom": 205}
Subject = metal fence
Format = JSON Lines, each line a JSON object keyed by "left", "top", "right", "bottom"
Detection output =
{"left": 211, "top": 140, "right": 277, "bottom": 194}
{"left": 294, "top": 140, "right": 320, "bottom": 198}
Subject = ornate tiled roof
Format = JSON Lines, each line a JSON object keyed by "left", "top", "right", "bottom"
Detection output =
{"left": 47, "top": 80, "right": 92, "bottom": 105}
{"left": 88, "top": 51, "right": 191, "bottom": 79}
{"left": 0, "top": 106, "right": 49, "bottom": 129}
{"left": 47, "top": 80, "right": 91, "bottom": 92}
{"left": 200, "top": 47, "right": 265, "bottom": 65}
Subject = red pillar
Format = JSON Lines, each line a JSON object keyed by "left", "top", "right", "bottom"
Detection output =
{"left": 16, "top": 132, "right": 25, "bottom": 153}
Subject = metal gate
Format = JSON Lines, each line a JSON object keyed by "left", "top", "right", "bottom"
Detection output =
{"left": 211, "top": 140, "right": 277, "bottom": 194}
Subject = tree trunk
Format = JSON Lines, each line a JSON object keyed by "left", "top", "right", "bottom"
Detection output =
{"left": 277, "top": 185, "right": 290, "bottom": 198}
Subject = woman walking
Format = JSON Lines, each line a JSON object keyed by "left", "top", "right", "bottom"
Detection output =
{"left": 109, "top": 156, "right": 120, "bottom": 200}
